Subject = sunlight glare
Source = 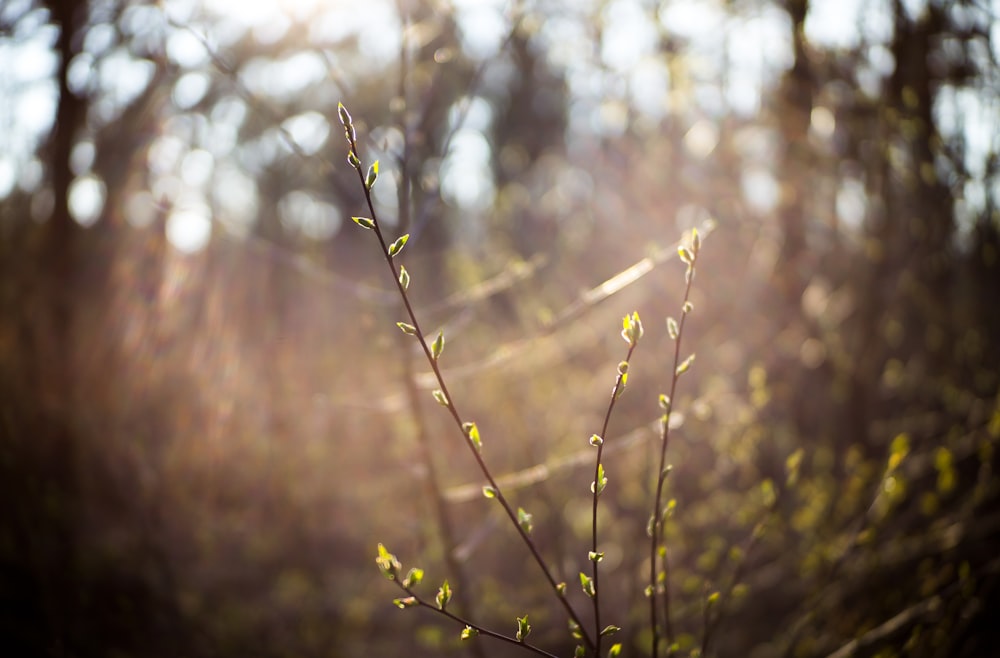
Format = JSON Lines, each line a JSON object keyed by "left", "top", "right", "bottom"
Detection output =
{"left": 166, "top": 207, "right": 212, "bottom": 253}
{"left": 0, "top": 158, "right": 16, "bottom": 199}
{"left": 69, "top": 175, "right": 106, "bottom": 227}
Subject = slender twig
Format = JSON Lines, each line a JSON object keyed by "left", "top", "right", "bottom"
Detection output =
{"left": 378, "top": 560, "right": 559, "bottom": 658}
{"left": 389, "top": 8, "right": 486, "bottom": 656}
{"left": 589, "top": 333, "right": 639, "bottom": 655}
{"left": 650, "top": 233, "right": 700, "bottom": 658}
{"left": 341, "top": 107, "right": 596, "bottom": 653}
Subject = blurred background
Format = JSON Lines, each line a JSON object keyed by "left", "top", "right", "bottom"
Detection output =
{"left": 1, "top": 0, "right": 999, "bottom": 656}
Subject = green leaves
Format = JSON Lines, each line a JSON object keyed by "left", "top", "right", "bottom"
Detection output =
{"left": 436, "top": 580, "right": 452, "bottom": 610}
{"left": 785, "top": 448, "right": 804, "bottom": 487}
{"left": 432, "top": 389, "right": 448, "bottom": 406}
{"left": 589, "top": 434, "right": 603, "bottom": 447}
{"left": 482, "top": 485, "right": 497, "bottom": 499}
{"left": 678, "top": 245, "right": 694, "bottom": 265}
{"left": 592, "top": 463, "right": 608, "bottom": 495}
{"left": 460, "top": 626, "right": 479, "bottom": 640}
{"left": 352, "top": 215, "right": 375, "bottom": 229}
{"left": 392, "top": 596, "right": 417, "bottom": 609}
{"left": 402, "top": 567, "right": 424, "bottom": 588}
{"left": 388, "top": 233, "right": 409, "bottom": 257}
{"left": 396, "top": 322, "right": 416, "bottom": 335}
{"left": 588, "top": 551, "right": 604, "bottom": 562}
{"left": 431, "top": 331, "right": 445, "bottom": 360}
{"left": 398, "top": 265, "right": 410, "bottom": 290}
{"left": 515, "top": 615, "right": 531, "bottom": 642}
{"left": 375, "top": 543, "right": 401, "bottom": 580}
{"left": 337, "top": 102, "right": 352, "bottom": 128}
{"left": 462, "top": 422, "right": 482, "bottom": 453}
{"left": 675, "top": 353, "right": 696, "bottom": 376}
{"left": 338, "top": 102, "right": 356, "bottom": 145}
{"left": 888, "top": 432, "right": 910, "bottom": 472}
{"left": 621, "top": 311, "right": 643, "bottom": 346}
{"left": 365, "top": 160, "right": 379, "bottom": 189}
{"left": 579, "top": 572, "right": 596, "bottom": 598}
{"left": 667, "top": 316, "right": 679, "bottom": 340}
{"left": 517, "top": 507, "right": 533, "bottom": 534}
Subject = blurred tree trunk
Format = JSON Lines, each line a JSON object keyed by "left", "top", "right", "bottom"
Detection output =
{"left": 774, "top": 0, "right": 814, "bottom": 304}
{"left": 887, "top": 0, "right": 955, "bottom": 377}
{"left": 28, "top": 0, "right": 86, "bottom": 652}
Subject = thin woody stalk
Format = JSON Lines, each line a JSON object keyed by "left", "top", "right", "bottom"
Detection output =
{"left": 338, "top": 103, "right": 596, "bottom": 653}
{"left": 649, "top": 231, "right": 701, "bottom": 658}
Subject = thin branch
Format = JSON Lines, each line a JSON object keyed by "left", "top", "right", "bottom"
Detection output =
{"left": 343, "top": 110, "right": 596, "bottom": 652}
{"left": 650, "top": 234, "right": 701, "bottom": 658}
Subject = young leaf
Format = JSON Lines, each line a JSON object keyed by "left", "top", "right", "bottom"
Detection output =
{"left": 431, "top": 331, "right": 445, "bottom": 360}
{"left": 589, "top": 434, "right": 603, "bottom": 447}
{"left": 516, "top": 615, "right": 531, "bottom": 642}
{"left": 667, "top": 317, "right": 679, "bottom": 340}
{"left": 352, "top": 215, "right": 375, "bottom": 230}
{"left": 337, "top": 102, "right": 352, "bottom": 128}
{"left": 517, "top": 507, "right": 534, "bottom": 534}
{"left": 436, "top": 580, "right": 452, "bottom": 610}
{"left": 691, "top": 227, "right": 701, "bottom": 254}
{"left": 675, "top": 353, "right": 696, "bottom": 375}
{"left": 402, "top": 567, "right": 424, "bottom": 588}
{"left": 588, "top": 551, "right": 604, "bottom": 562}
{"left": 461, "top": 626, "right": 479, "bottom": 640}
{"left": 608, "top": 642, "right": 623, "bottom": 656}
{"left": 375, "top": 543, "right": 401, "bottom": 579}
{"left": 591, "top": 463, "right": 608, "bottom": 495}
{"left": 579, "top": 572, "right": 596, "bottom": 598}
{"left": 600, "top": 625, "right": 621, "bottom": 637}
{"left": 396, "top": 322, "right": 417, "bottom": 335}
{"left": 463, "top": 422, "right": 482, "bottom": 452}
{"left": 398, "top": 265, "right": 410, "bottom": 290}
{"left": 785, "top": 447, "right": 804, "bottom": 487}
{"left": 678, "top": 245, "right": 693, "bottom": 264}
{"left": 482, "top": 486, "right": 497, "bottom": 499}
{"left": 365, "top": 160, "right": 379, "bottom": 189}
{"left": 392, "top": 596, "right": 417, "bottom": 609}
{"left": 557, "top": 582, "right": 567, "bottom": 596}
{"left": 348, "top": 150, "right": 361, "bottom": 168}
{"left": 432, "top": 389, "right": 448, "bottom": 406}
{"left": 614, "top": 373, "right": 627, "bottom": 399}
{"left": 659, "top": 393, "right": 671, "bottom": 411}
{"left": 388, "top": 234, "right": 410, "bottom": 258}
{"left": 620, "top": 311, "right": 644, "bottom": 346}
{"left": 683, "top": 300, "right": 694, "bottom": 314}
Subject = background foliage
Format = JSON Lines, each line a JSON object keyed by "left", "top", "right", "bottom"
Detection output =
{"left": 1, "top": 0, "right": 998, "bottom": 656}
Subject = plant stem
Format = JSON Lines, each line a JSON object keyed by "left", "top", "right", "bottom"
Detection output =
{"left": 345, "top": 128, "right": 596, "bottom": 653}
{"left": 650, "top": 254, "right": 697, "bottom": 658}
{"left": 591, "top": 343, "right": 636, "bottom": 655}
